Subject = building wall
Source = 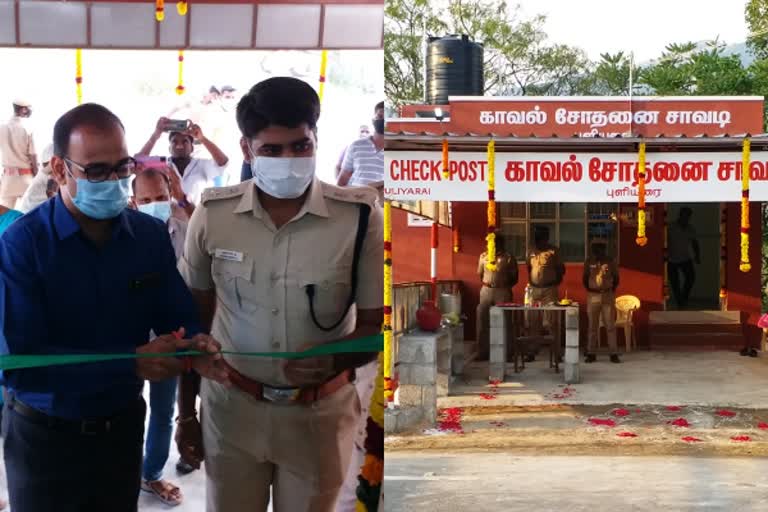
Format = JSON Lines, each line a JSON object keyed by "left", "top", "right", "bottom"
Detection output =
{"left": 391, "top": 202, "right": 763, "bottom": 348}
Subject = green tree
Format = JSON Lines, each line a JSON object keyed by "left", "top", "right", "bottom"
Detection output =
{"left": 746, "top": 0, "right": 768, "bottom": 60}
{"left": 384, "top": 0, "right": 589, "bottom": 106}
{"left": 583, "top": 52, "right": 637, "bottom": 96}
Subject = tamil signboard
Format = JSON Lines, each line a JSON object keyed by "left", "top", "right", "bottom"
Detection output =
{"left": 387, "top": 96, "right": 764, "bottom": 138}
{"left": 385, "top": 151, "right": 768, "bottom": 202}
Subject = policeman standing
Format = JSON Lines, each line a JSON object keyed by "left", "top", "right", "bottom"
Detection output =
{"left": 176, "top": 77, "right": 383, "bottom": 512}
{"left": 526, "top": 226, "right": 565, "bottom": 360}
{"left": 475, "top": 234, "right": 518, "bottom": 360}
{"left": 583, "top": 241, "right": 621, "bottom": 363}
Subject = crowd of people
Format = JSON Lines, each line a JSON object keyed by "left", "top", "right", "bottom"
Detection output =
{"left": 0, "top": 79, "right": 385, "bottom": 512}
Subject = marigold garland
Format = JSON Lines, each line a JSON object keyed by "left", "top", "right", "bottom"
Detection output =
{"left": 155, "top": 0, "right": 165, "bottom": 21}
{"left": 318, "top": 50, "right": 328, "bottom": 103}
{"left": 355, "top": 352, "right": 385, "bottom": 511}
{"left": 75, "top": 49, "right": 83, "bottom": 105}
{"left": 175, "top": 50, "right": 185, "bottom": 95}
{"left": 383, "top": 200, "right": 394, "bottom": 402}
{"left": 176, "top": 0, "right": 188, "bottom": 15}
{"left": 442, "top": 138, "right": 449, "bottom": 179}
{"left": 740, "top": 138, "right": 751, "bottom": 273}
{"left": 636, "top": 142, "right": 648, "bottom": 246}
{"left": 485, "top": 139, "right": 497, "bottom": 271}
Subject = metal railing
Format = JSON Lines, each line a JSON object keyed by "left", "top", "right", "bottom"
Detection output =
{"left": 392, "top": 280, "right": 461, "bottom": 367}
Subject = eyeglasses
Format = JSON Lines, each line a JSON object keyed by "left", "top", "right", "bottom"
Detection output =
{"left": 64, "top": 157, "right": 137, "bottom": 183}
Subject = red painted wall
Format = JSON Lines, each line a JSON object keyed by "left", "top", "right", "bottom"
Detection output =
{"left": 391, "top": 202, "right": 763, "bottom": 348}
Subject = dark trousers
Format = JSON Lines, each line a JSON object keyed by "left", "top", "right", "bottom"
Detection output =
{"left": 3, "top": 397, "right": 146, "bottom": 512}
{"left": 669, "top": 260, "right": 696, "bottom": 309}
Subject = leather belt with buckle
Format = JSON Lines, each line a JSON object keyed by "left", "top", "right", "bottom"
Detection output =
{"left": 222, "top": 360, "right": 352, "bottom": 405}
{"left": 7, "top": 396, "right": 141, "bottom": 435}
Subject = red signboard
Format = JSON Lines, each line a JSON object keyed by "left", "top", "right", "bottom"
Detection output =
{"left": 389, "top": 97, "right": 765, "bottom": 137}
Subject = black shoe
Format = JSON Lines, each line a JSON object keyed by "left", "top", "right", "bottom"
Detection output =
{"left": 585, "top": 354, "right": 596, "bottom": 363}
{"left": 524, "top": 354, "right": 536, "bottom": 363}
{"left": 740, "top": 347, "right": 750, "bottom": 357}
{"left": 176, "top": 458, "right": 196, "bottom": 475}
{"left": 610, "top": 354, "right": 621, "bottom": 364}
{"left": 750, "top": 348, "right": 759, "bottom": 358}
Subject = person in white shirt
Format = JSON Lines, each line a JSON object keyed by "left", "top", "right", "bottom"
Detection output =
{"left": 18, "top": 143, "right": 54, "bottom": 213}
{"left": 335, "top": 125, "right": 371, "bottom": 180}
{"left": 137, "top": 118, "right": 229, "bottom": 213}
{"left": 337, "top": 102, "right": 384, "bottom": 203}
{"left": 0, "top": 99, "right": 38, "bottom": 209}
{"left": 667, "top": 207, "right": 700, "bottom": 310}
{"left": 132, "top": 167, "right": 188, "bottom": 507}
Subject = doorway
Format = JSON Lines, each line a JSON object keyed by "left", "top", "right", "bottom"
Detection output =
{"left": 666, "top": 203, "right": 720, "bottom": 310}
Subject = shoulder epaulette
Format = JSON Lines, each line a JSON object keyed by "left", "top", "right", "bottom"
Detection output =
{"left": 321, "top": 182, "right": 377, "bottom": 208}
{"left": 201, "top": 182, "right": 248, "bottom": 205}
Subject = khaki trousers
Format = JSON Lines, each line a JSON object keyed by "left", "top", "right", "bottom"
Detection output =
{"left": 528, "top": 286, "right": 559, "bottom": 334}
{"left": 201, "top": 378, "right": 361, "bottom": 512}
{"left": 587, "top": 291, "right": 617, "bottom": 353}
{"left": 0, "top": 174, "right": 33, "bottom": 209}
{"left": 475, "top": 286, "right": 512, "bottom": 356}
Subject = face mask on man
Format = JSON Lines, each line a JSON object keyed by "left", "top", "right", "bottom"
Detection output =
{"left": 70, "top": 175, "right": 132, "bottom": 220}
{"left": 373, "top": 118, "right": 384, "bottom": 135}
{"left": 137, "top": 200, "right": 172, "bottom": 223}
{"left": 250, "top": 156, "right": 316, "bottom": 199}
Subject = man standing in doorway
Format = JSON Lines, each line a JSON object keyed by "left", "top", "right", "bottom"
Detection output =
{"left": 475, "top": 235, "right": 518, "bottom": 360}
{"left": 583, "top": 241, "right": 621, "bottom": 364}
{"left": 526, "top": 226, "right": 565, "bottom": 361}
{"left": 337, "top": 101, "right": 384, "bottom": 204}
{"left": 0, "top": 99, "right": 38, "bottom": 209}
{"left": 668, "top": 207, "right": 700, "bottom": 310}
{"left": 176, "top": 77, "right": 382, "bottom": 512}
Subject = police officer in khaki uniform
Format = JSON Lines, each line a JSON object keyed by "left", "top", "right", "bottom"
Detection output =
{"left": 176, "top": 77, "right": 382, "bottom": 512}
{"left": 526, "top": 226, "right": 565, "bottom": 361}
{"left": 583, "top": 241, "right": 621, "bottom": 363}
{"left": 476, "top": 234, "right": 518, "bottom": 359}
{"left": 0, "top": 99, "right": 38, "bottom": 209}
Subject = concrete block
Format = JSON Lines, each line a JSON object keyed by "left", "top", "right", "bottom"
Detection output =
{"left": 436, "top": 372, "right": 450, "bottom": 398}
{"left": 421, "top": 386, "right": 438, "bottom": 422}
{"left": 489, "top": 327, "right": 506, "bottom": 346}
{"left": 385, "top": 406, "right": 427, "bottom": 434}
{"left": 397, "top": 384, "right": 425, "bottom": 407}
{"left": 398, "top": 335, "right": 436, "bottom": 364}
{"left": 489, "top": 344, "right": 507, "bottom": 364}
{"left": 565, "top": 309, "right": 579, "bottom": 329}
{"left": 399, "top": 362, "right": 436, "bottom": 386}
{"left": 564, "top": 346, "right": 579, "bottom": 364}
{"left": 489, "top": 307, "right": 507, "bottom": 328}
{"left": 489, "top": 362, "right": 506, "bottom": 381}
{"left": 451, "top": 354, "right": 464, "bottom": 377}
{"left": 564, "top": 363, "right": 580, "bottom": 384}
{"left": 384, "top": 407, "right": 398, "bottom": 433}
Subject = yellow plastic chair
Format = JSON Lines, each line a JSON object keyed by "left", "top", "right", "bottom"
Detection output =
{"left": 597, "top": 295, "right": 640, "bottom": 352}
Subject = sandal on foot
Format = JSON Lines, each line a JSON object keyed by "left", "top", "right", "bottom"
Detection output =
{"left": 141, "top": 479, "right": 183, "bottom": 506}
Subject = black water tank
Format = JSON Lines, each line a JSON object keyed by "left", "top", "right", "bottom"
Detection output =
{"left": 425, "top": 34, "right": 484, "bottom": 105}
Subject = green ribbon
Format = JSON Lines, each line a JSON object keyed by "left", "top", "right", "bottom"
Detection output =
{"left": 0, "top": 334, "right": 383, "bottom": 371}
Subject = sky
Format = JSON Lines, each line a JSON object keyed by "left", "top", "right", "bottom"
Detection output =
{"left": 515, "top": 0, "right": 750, "bottom": 62}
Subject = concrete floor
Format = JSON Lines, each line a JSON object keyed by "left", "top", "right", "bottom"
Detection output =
{"left": 443, "top": 351, "right": 768, "bottom": 408}
{"left": 385, "top": 452, "right": 768, "bottom": 511}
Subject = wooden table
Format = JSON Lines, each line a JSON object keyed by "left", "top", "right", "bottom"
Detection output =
{"left": 489, "top": 304, "right": 581, "bottom": 384}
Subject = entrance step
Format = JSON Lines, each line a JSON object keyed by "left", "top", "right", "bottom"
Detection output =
{"left": 649, "top": 311, "right": 743, "bottom": 351}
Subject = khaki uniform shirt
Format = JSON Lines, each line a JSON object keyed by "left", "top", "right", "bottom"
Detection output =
{"left": 0, "top": 116, "right": 35, "bottom": 169}
{"left": 478, "top": 251, "right": 518, "bottom": 288}
{"left": 584, "top": 256, "right": 618, "bottom": 293}
{"left": 178, "top": 177, "right": 383, "bottom": 387}
{"left": 528, "top": 245, "right": 562, "bottom": 287}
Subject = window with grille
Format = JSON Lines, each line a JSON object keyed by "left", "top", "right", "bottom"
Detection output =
{"left": 390, "top": 200, "right": 452, "bottom": 227}
{"left": 499, "top": 203, "right": 619, "bottom": 263}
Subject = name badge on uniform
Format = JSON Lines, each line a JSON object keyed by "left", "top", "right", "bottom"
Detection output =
{"left": 214, "top": 249, "right": 244, "bottom": 262}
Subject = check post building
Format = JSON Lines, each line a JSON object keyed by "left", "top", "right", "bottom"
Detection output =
{"left": 385, "top": 96, "right": 768, "bottom": 352}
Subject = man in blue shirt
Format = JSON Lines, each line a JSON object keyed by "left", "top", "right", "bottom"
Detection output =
{"left": 0, "top": 103, "right": 230, "bottom": 512}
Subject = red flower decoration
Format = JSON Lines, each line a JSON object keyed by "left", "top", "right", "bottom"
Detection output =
{"left": 588, "top": 418, "right": 616, "bottom": 427}
{"left": 731, "top": 435, "right": 752, "bottom": 442}
{"left": 479, "top": 393, "right": 497, "bottom": 400}
{"left": 681, "top": 436, "right": 702, "bottom": 443}
{"left": 612, "top": 408, "right": 630, "bottom": 417}
{"left": 617, "top": 432, "right": 638, "bottom": 438}
{"left": 489, "top": 421, "right": 506, "bottom": 427}
{"left": 669, "top": 418, "right": 690, "bottom": 427}
{"left": 437, "top": 407, "right": 464, "bottom": 434}
{"left": 666, "top": 406, "right": 682, "bottom": 412}
{"left": 716, "top": 410, "right": 736, "bottom": 417}
{"left": 758, "top": 422, "right": 768, "bottom": 430}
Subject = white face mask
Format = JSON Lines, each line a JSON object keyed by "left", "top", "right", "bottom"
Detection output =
{"left": 250, "top": 156, "right": 316, "bottom": 199}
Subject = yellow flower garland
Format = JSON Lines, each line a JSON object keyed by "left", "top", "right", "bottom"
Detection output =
{"left": 355, "top": 352, "right": 385, "bottom": 511}
{"left": 75, "top": 49, "right": 83, "bottom": 105}
{"left": 155, "top": 0, "right": 165, "bottom": 21}
{"left": 383, "top": 201, "right": 394, "bottom": 402}
{"left": 442, "top": 138, "right": 449, "bottom": 179}
{"left": 740, "top": 138, "right": 751, "bottom": 273}
{"left": 636, "top": 142, "right": 648, "bottom": 246}
{"left": 318, "top": 50, "right": 328, "bottom": 104}
{"left": 175, "top": 50, "right": 185, "bottom": 95}
{"left": 176, "top": 0, "right": 188, "bottom": 16}
{"left": 485, "top": 139, "right": 497, "bottom": 271}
